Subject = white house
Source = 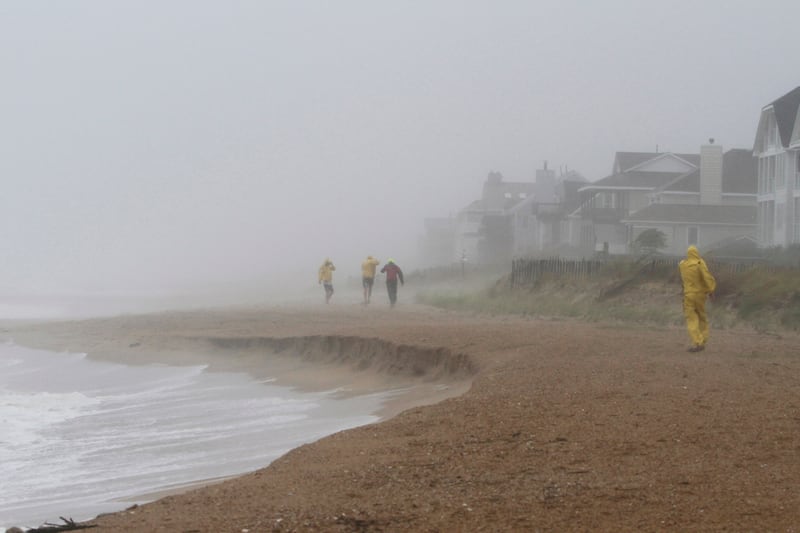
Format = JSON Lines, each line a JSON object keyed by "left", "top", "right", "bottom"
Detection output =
{"left": 753, "top": 86, "right": 800, "bottom": 247}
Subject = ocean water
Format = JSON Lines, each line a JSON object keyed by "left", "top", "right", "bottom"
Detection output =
{"left": 0, "top": 341, "right": 385, "bottom": 530}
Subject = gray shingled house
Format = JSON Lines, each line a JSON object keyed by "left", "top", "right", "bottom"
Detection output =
{"left": 571, "top": 151, "right": 699, "bottom": 254}
{"left": 622, "top": 145, "right": 757, "bottom": 255}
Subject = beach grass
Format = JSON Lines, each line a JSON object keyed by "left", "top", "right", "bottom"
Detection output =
{"left": 414, "top": 261, "right": 800, "bottom": 333}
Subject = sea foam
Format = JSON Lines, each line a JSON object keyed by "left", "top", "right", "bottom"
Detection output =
{"left": 0, "top": 341, "right": 383, "bottom": 529}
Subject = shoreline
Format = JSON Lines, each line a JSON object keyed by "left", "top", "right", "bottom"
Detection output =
{"left": 6, "top": 305, "right": 800, "bottom": 531}
{"left": 5, "top": 306, "right": 478, "bottom": 422}
{"left": 3, "top": 305, "right": 476, "bottom": 523}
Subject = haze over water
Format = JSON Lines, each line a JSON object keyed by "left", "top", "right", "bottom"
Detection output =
{"left": 2, "top": 2, "right": 798, "bottom": 299}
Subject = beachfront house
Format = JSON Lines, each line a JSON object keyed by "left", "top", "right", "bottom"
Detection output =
{"left": 621, "top": 144, "right": 757, "bottom": 255}
{"left": 451, "top": 166, "right": 587, "bottom": 265}
{"left": 572, "top": 151, "right": 700, "bottom": 254}
{"left": 752, "top": 86, "right": 800, "bottom": 247}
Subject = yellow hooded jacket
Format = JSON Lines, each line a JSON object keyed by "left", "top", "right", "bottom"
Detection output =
{"left": 318, "top": 260, "right": 335, "bottom": 283}
{"left": 679, "top": 246, "right": 716, "bottom": 295}
{"left": 361, "top": 256, "right": 380, "bottom": 279}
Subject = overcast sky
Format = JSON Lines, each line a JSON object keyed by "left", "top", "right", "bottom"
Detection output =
{"left": 1, "top": 1, "right": 798, "bottom": 295}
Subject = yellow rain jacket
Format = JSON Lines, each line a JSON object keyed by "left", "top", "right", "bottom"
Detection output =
{"left": 318, "top": 259, "right": 335, "bottom": 283}
{"left": 679, "top": 246, "right": 716, "bottom": 295}
{"left": 361, "top": 256, "right": 380, "bottom": 279}
{"left": 679, "top": 246, "right": 716, "bottom": 347}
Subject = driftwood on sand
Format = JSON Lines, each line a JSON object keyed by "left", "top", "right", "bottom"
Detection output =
{"left": 9, "top": 517, "right": 98, "bottom": 533}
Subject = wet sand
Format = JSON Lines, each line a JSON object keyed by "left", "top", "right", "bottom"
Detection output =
{"left": 6, "top": 303, "right": 800, "bottom": 531}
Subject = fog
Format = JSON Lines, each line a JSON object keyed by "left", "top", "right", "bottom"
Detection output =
{"left": 1, "top": 1, "right": 798, "bottom": 303}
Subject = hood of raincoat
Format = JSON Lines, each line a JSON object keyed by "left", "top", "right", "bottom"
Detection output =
{"left": 686, "top": 245, "right": 700, "bottom": 260}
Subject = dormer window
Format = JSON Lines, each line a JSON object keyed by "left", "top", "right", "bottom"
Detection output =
{"left": 764, "top": 112, "right": 777, "bottom": 150}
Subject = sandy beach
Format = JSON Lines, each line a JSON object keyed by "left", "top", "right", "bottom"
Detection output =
{"left": 6, "top": 303, "right": 800, "bottom": 531}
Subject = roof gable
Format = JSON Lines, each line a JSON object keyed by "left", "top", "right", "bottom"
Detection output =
{"left": 627, "top": 153, "right": 698, "bottom": 174}
{"left": 755, "top": 86, "right": 800, "bottom": 151}
{"left": 613, "top": 152, "right": 699, "bottom": 174}
{"left": 772, "top": 86, "right": 800, "bottom": 148}
{"left": 791, "top": 105, "right": 800, "bottom": 149}
{"left": 586, "top": 170, "right": 686, "bottom": 190}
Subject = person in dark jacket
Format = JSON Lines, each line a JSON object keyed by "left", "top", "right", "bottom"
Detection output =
{"left": 380, "top": 259, "right": 404, "bottom": 307}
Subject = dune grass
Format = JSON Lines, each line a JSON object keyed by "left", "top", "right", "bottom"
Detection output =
{"left": 415, "top": 262, "right": 800, "bottom": 333}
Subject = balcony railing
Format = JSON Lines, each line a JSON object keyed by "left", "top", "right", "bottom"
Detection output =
{"left": 581, "top": 206, "right": 628, "bottom": 223}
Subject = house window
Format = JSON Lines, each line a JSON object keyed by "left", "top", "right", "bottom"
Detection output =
{"left": 688, "top": 226, "right": 698, "bottom": 246}
{"left": 758, "top": 156, "right": 777, "bottom": 194}
{"left": 768, "top": 156, "right": 776, "bottom": 192}
{"left": 596, "top": 192, "right": 616, "bottom": 209}
{"left": 796, "top": 152, "right": 800, "bottom": 189}
{"left": 766, "top": 113, "right": 777, "bottom": 149}
{"left": 777, "top": 155, "right": 786, "bottom": 189}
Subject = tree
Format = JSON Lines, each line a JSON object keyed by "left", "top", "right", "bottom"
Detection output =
{"left": 632, "top": 228, "right": 667, "bottom": 254}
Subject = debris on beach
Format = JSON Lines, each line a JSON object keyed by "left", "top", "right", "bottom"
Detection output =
{"left": 13, "top": 517, "right": 97, "bottom": 532}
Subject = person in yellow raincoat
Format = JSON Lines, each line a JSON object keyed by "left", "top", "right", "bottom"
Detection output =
{"left": 318, "top": 258, "right": 336, "bottom": 304}
{"left": 360, "top": 255, "right": 380, "bottom": 304}
{"left": 679, "top": 245, "right": 716, "bottom": 352}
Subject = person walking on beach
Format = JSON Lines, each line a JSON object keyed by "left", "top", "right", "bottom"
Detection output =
{"left": 679, "top": 245, "right": 716, "bottom": 352}
{"left": 380, "top": 258, "right": 404, "bottom": 307}
{"left": 318, "top": 258, "right": 336, "bottom": 304}
{"left": 361, "top": 255, "right": 380, "bottom": 304}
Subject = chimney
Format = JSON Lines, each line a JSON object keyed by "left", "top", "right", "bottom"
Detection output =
{"left": 700, "top": 139, "right": 723, "bottom": 205}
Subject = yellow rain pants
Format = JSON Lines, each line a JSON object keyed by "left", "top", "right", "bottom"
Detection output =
{"left": 679, "top": 245, "right": 716, "bottom": 347}
{"left": 683, "top": 292, "right": 709, "bottom": 346}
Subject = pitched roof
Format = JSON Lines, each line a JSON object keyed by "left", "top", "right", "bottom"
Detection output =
{"left": 459, "top": 199, "right": 483, "bottom": 213}
{"left": 623, "top": 204, "right": 756, "bottom": 225}
{"left": 662, "top": 149, "right": 756, "bottom": 195}
{"left": 559, "top": 170, "right": 589, "bottom": 183}
{"left": 614, "top": 152, "right": 700, "bottom": 173}
{"left": 769, "top": 86, "right": 800, "bottom": 148}
{"left": 585, "top": 170, "right": 685, "bottom": 190}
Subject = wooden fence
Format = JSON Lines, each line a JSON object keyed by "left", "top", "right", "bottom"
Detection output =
{"left": 510, "top": 255, "right": 781, "bottom": 287}
{"left": 510, "top": 258, "right": 605, "bottom": 285}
